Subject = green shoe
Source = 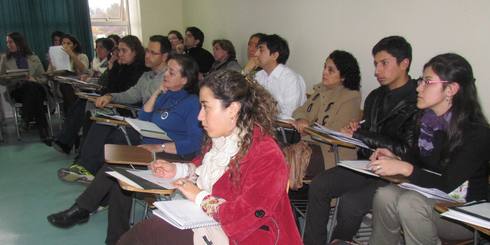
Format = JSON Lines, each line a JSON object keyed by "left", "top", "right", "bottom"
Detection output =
{"left": 58, "top": 164, "right": 94, "bottom": 185}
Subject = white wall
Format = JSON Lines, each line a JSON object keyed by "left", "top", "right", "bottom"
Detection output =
{"left": 141, "top": 0, "right": 490, "bottom": 117}
{"left": 138, "top": 0, "right": 184, "bottom": 45}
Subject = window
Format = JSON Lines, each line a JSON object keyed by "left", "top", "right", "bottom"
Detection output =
{"left": 88, "top": 0, "right": 130, "bottom": 41}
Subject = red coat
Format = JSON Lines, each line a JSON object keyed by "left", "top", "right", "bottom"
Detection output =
{"left": 193, "top": 127, "right": 303, "bottom": 244}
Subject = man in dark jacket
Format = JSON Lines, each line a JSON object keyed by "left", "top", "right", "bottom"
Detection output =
{"left": 303, "top": 36, "right": 419, "bottom": 245}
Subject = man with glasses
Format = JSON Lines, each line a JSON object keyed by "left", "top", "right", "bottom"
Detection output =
{"left": 57, "top": 35, "right": 171, "bottom": 184}
{"left": 304, "top": 36, "right": 419, "bottom": 245}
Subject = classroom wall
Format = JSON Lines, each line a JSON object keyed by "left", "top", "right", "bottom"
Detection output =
{"left": 138, "top": 0, "right": 184, "bottom": 45}
{"left": 141, "top": 0, "right": 490, "bottom": 117}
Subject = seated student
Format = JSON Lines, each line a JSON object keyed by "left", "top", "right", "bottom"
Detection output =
{"left": 183, "top": 26, "right": 215, "bottom": 77}
{"left": 254, "top": 34, "right": 306, "bottom": 119}
{"left": 46, "top": 30, "right": 65, "bottom": 64}
{"left": 303, "top": 36, "right": 419, "bottom": 245}
{"left": 242, "top": 32, "right": 266, "bottom": 77}
{"left": 369, "top": 53, "right": 490, "bottom": 245}
{"left": 90, "top": 37, "right": 114, "bottom": 78}
{"left": 48, "top": 34, "right": 90, "bottom": 113}
{"left": 55, "top": 35, "right": 150, "bottom": 181}
{"left": 167, "top": 30, "right": 184, "bottom": 54}
{"left": 117, "top": 69, "right": 302, "bottom": 245}
{"left": 291, "top": 50, "right": 362, "bottom": 173}
{"left": 47, "top": 54, "right": 203, "bottom": 245}
{"left": 208, "top": 39, "right": 241, "bottom": 73}
{"left": 0, "top": 32, "right": 49, "bottom": 144}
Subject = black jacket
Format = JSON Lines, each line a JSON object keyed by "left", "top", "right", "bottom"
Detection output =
{"left": 408, "top": 122, "right": 490, "bottom": 201}
{"left": 354, "top": 79, "right": 419, "bottom": 159}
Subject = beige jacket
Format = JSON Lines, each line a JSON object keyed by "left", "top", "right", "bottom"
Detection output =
{"left": 293, "top": 83, "right": 362, "bottom": 170}
{"left": 0, "top": 53, "right": 46, "bottom": 85}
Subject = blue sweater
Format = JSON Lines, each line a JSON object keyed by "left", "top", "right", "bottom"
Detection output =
{"left": 138, "top": 90, "right": 203, "bottom": 155}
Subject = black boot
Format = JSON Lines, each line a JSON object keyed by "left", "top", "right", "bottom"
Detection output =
{"left": 47, "top": 204, "right": 90, "bottom": 228}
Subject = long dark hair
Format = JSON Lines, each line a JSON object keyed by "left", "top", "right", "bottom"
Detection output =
{"left": 6, "top": 32, "right": 32, "bottom": 58}
{"left": 200, "top": 70, "right": 278, "bottom": 185}
{"left": 423, "top": 53, "right": 488, "bottom": 164}
{"left": 62, "top": 34, "right": 83, "bottom": 54}
{"left": 119, "top": 35, "right": 145, "bottom": 66}
{"left": 168, "top": 54, "right": 199, "bottom": 95}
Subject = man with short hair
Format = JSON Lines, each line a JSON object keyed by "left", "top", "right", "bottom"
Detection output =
{"left": 59, "top": 35, "right": 172, "bottom": 183}
{"left": 304, "top": 36, "right": 419, "bottom": 245}
{"left": 184, "top": 26, "right": 214, "bottom": 76}
{"left": 254, "top": 34, "right": 306, "bottom": 119}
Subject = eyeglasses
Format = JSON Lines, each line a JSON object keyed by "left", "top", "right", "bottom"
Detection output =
{"left": 417, "top": 77, "right": 449, "bottom": 87}
{"left": 145, "top": 49, "right": 162, "bottom": 56}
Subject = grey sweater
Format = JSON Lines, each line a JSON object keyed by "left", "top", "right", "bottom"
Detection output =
{"left": 111, "top": 68, "right": 165, "bottom": 105}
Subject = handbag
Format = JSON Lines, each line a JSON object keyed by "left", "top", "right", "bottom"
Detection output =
{"left": 282, "top": 140, "right": 312, "bottom": 190}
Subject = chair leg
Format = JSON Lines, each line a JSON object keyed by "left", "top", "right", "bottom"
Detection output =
{"left": 45, "top": 102, "right": 54, "bottom": 138}
{"left": 12, "top": 103, "right": 21, "bottom": 141}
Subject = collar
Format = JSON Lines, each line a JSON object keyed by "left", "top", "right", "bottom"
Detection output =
{"left": 383, "top": 78, "right": 417, "bottom": 98}
{"left": 268, "top": 63, "right": 286, "bottom": 79}
{"left": 151, "top": 66, "right": 167, "bottom": 77}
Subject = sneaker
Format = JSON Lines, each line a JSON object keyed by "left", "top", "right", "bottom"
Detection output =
{"left": 58, "top": 164, "right": 94, "bottom": 185}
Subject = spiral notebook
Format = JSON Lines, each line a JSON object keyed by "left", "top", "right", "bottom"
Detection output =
{"left": 153, "top": 199, "right": 219, "bottom": 230}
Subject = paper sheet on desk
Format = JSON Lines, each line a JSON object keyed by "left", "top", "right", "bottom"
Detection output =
{"left": 49, "top": 46, "right": 71, "bottom": 71}
{"left": 127, "top": 170, "right": 175, "bottom": 189}
{"left": 398, "top": 183, "right": 461, "bottom": 202}
{"left": 312, "top": 123, "right": 371, "bottom": 149}
{"left": 338, "top": 160, "right": 379, "bottom": 177}
{"left": 106, "top": 169, "right": 175, "bottom": 190}
{"left": 442, "top": 203, "right": 490, "bottom": 229}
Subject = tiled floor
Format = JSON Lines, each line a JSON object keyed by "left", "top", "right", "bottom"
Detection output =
{"left": 0, "top": 121, "right": 107, "bottom": 245}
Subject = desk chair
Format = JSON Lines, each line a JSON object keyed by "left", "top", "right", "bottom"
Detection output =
{"left": 104, "top": 144, "right": 190, "bottom": 226}
{"left": 118, "top": 179, "right": 175, "bottom": 225}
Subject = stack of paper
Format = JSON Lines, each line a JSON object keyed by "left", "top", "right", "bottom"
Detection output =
{"left": 153, "top": 199, "right": 219, "bottom": 229}
{"left": 312, "top": 123, "right": 371, "bottom": 149}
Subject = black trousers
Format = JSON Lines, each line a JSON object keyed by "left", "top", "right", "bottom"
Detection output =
{"left": 76, "top": 152, "right": 197, "bottom": 244}
{"left": 76, "top": 164, "right": 133, "bottom": 245}
{"left": 56, "top": 99, "right": 92, "bottom": 148}
{"left": 59, "top": 83, "right": 77, "bottom": 115}
{"left": 303, "top": 167, "right": 387, "bottom": 245}
{"left": 10, "top": 82, "right": 48, "bottom": 139}
{"left": 79, "top": 123, "right": 141, "bottom": 175}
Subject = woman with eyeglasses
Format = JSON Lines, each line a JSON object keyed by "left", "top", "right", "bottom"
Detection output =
{"left": 368, "top": 53, "right": 489, "bottom": 244}
{"left": 47, "top": 54, "right": 203, "bottom": 245}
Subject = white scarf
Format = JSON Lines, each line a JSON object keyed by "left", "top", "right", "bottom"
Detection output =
{"left": 195, "top": 128, "right": 241, "bottom": 192}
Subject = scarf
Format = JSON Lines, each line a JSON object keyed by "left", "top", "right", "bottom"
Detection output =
{"left": 418, "top": 109, "right": 451, "bottom": 156}
{"left": 195, "top": 128, "right": 241, "bottom": 192}
{"left": 13, "top": 52, "right": 28, "bottom": 69}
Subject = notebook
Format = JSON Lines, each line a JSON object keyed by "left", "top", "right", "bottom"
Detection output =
{"left": 153, "top": 199, "right": 219, "bottom": 230}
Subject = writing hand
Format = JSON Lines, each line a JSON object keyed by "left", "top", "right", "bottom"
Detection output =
{"left": 173, "top": 178, "right": 201, "bottom": 202}
{"left": 369, "top": 148, "right": 399, "bottom": 161}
